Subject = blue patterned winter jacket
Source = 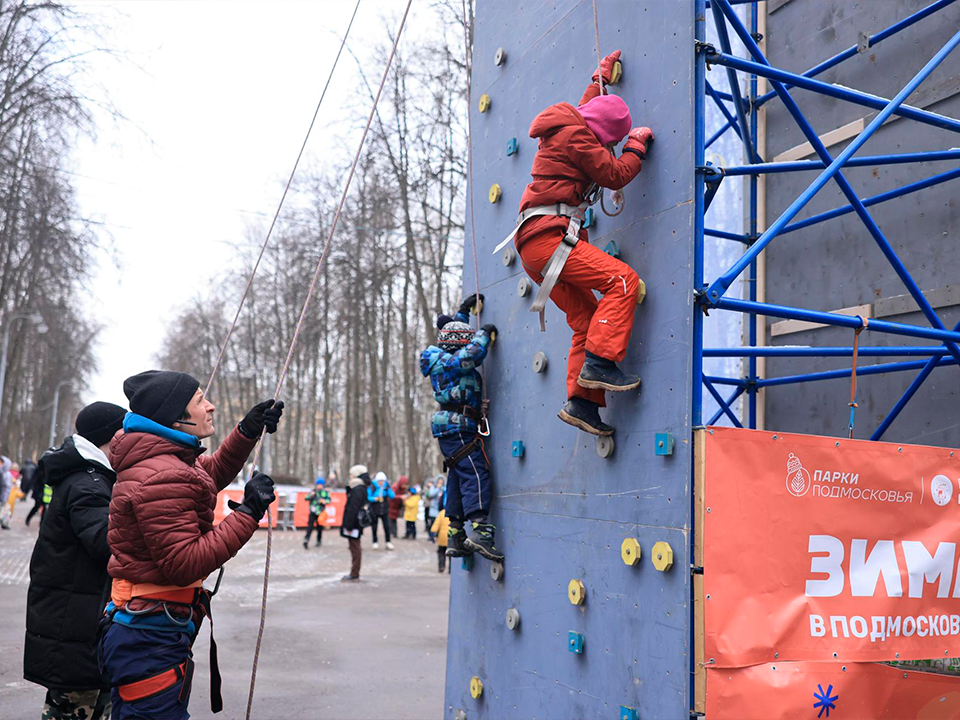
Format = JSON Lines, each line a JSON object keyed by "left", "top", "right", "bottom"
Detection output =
{"left": 419, "top": 312, "right": 491, "bottom": 438}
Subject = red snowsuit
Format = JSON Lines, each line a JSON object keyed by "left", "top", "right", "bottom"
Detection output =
{"left": 516, "top": 83, "right": 644, "bottom": 407}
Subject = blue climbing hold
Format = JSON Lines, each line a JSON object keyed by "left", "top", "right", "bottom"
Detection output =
{"left": 512, "top": 440, "right": 525, "bottom": 458}
{"left": 603, "top": 239, "right": 619, "bottom": 258}
{"left": 506, "top": 137, "right": 518, "bottom": 156}
{"left": 568, "top": 631, "right": 584, "bottom": 654}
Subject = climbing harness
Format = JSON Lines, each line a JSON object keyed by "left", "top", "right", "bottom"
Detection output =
{"left": 848, "top": 317, "right": 868, "bottom": 439}
{"left": 442, "top": 435, "right": 483, "bottom": 471}
{"left": 492, "top": 185, "right": 599, "bottom": 331}
{"left": 203, "top": 0, "right": 361, "bottom": 398}
{"left": 102, "top": 579, "right": 223, "bottom": 713}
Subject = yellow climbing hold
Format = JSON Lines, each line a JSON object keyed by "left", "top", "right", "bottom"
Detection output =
{"left": 568, "top": 579, "right": 585, "bottom": 605}
{"left": 621, "top": 538, "right": 641, "bottom": 566}
{"left": 478, "top": 93, "right": 491, "bottom": 113}
{"left": 609, "top": 60, "right": 623, "bottom": 85}
{"left": 636, "top": 277, "right": 647, "bottom": 305}
{"left": 471, "top": 297, "right": 483, "bottom": 315}
{"left": 488, "top": 183, "right": 502, "bottom": 203}
{"left": 651, "top": 541, "right": 674, "bottom": 572}
{"left": 470, "top": 676, "right": 484, "bottom": 699}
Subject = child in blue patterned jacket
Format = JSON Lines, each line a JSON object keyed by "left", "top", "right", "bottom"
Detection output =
{"left": 419, "top": 293, "right": 502, "bottom": 562}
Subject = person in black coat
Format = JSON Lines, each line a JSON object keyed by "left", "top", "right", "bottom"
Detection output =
{"left": 24, "top": 402, "right": 126, "bottom": 720}
{"left": 340, "top": 464, "right": 371, "bottom": 582}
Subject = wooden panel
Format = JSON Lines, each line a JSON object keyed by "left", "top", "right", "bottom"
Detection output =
{"left": 769, "top": 303, "right": 872, "bottom": 337}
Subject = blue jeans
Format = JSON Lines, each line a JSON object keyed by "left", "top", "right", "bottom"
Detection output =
{"left": 438, "top": 433, "right": 491, "bottom": 520}
{"left": 99, "top": 622, "right": 193, "bottom": 720}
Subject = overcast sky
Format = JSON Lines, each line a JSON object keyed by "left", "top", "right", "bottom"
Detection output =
{"left": 69, "top": 0, "right": 409, "bottom": 407}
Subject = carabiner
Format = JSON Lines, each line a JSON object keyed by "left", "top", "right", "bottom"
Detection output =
{"left": 478, "top": 417, "right": 491, "bottom": 437}
{"left": 162, "top": 602, "right": 194, "bottom": 628}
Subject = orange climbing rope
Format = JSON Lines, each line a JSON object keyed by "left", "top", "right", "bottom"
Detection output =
{"left": 240, "top": 3, "right": 414, "bottom": 718}
{"left": 848, "top": 317, "right": 868, "bottom": 439}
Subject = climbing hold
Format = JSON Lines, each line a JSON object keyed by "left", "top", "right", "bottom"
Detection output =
{"left": 596, "top": 435, "right": 615, "bottom": 459}
{"left": 506, "top": 137, "right": 518, "bottom": 156}
{"left": 621, "top": 538, "right": 641, "bottom": 566}
{"left": 490, "top": 562, "right": 504, "bottom": 582}
{"left": 512, "top": 440, "right": 525, "bottom": 458}
{"left": 655, "top": 432, "right": 675, "bottom": 456}
{"left": 505, "top": 607, "right": 520, "bottom": 630}
{"left": 568, "top": 631, "right": 584, "bottom": 654}
{"left": 488, "top": 183, "right": 502, "bottom": 204}
{"left": 609, "top": 60, "right": 623, "bottom": 85}
{"left": 568, "top": 579, "right": 585, "bottom": 606}
{"left": 651, "top": 541, "right": 674, "bottom": 572}
{"left": 532, "top": 351, "right": 548, "bottom": 373}
{"left": 470, "top": 676, "right": 484, "bottom": 699}
{"left": 517, "top": 277, "right": 532, "bottom": 297}
{"left": 471, "top": 297, "right": 483, "bottom": 315}
{"left": 494, "top": 47, "right": 506, "bottom": 66}
{"left": 455, "top": 710, "right": 468, "bottom": 720}
{"left": 462, "top": 554, "right": 474, "bottom": 571}
{"left": 502, "top": 246, "right": 516, "bottom": 267}
{"left": 619, "top": 706, "right": 638, "bottom": 720}
{"left": 636, "top": 277, "right": 647, "bottom": 305}
{"left": 603, "top": 240, "right": 620, "bottom": 258}
{"left": 583, "top": 207, "right": 596, "bottom": 229}
{"left": 478, "top": 93, "right": 491, "bottom": 113}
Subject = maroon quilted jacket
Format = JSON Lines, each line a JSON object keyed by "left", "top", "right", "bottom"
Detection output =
{"left": 107, "top": 425, "right": 258, "bottom": 587}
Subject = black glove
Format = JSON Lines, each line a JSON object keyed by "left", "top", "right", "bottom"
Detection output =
{"left": 459, "top": 293, "right": 485, "bottom": 316}
{"left": 481, "top": 323, "right": 498, "bottom": 337}
{"left": 228, "top": 472, "right": 276, "bottom": 521}
{"left": 238, "top": 399, "right": 285, "bottom": 439}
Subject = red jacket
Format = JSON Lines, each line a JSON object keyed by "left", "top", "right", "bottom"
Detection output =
{"left": 517, "top": 83, "right": 643, "bottom": 247}
{"left": 107, "top": 425, "right": 259, "bottom": 587}
{"left": 388, "top": 479, "right": 409, "bottom": 520}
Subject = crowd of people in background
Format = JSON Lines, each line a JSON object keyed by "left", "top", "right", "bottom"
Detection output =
{"left": 333, "top": 464, "right": 447, "bottom": 582}
{"left": 0, "top": 452, "right": 46, "bottom": 529}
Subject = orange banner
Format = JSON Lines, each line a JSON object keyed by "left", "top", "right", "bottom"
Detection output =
{"left": 707, "top": 661, "right": 960, "bottom": 719}
{"left": 213, "top": 488, "right": 346, "bottom": 529}
{"left": 703, "top": 428, "right": 960, "bottom": 666}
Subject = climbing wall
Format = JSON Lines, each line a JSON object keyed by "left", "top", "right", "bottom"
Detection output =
{"left": 445, "top": 2, "right": 697, "bottom": 718}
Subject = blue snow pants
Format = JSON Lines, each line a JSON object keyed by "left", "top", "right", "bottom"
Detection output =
{"left": 99, "top": 621, "right": 194, "bottom": 720}
{"left": 438, "top": 432, "right": 491, "bottom": 521}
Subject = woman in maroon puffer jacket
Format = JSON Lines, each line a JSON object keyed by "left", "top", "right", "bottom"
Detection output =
{"left": 99, "top": 370, "right": 283, "bottom": 720}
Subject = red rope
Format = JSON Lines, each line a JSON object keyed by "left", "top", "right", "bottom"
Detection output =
{"left": 243, "top": 3, "right": 413, "bottom": 717}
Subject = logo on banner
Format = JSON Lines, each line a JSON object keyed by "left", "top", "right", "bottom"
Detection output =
{"left": 930, "top": 474, "right": 953, "bottom": 506}
{"left": 786, "top": 453, "right": 811, "bottom": 497}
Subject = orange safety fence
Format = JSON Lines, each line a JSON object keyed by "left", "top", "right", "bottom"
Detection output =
{"left": 213, "top": 487, "right": 346, "bottom": 529}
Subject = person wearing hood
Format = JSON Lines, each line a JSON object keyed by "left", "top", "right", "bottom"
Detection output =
{"left": 511, "top": 49, "right": 654, "bottom": 437}
{"left": 367, "top": 470, "right": 395, "bottom": 550}
{"left": 388, "top": 475, "right": 408, "bottom": 538}
{"left": 303, "top": 476, "right": 331, "bottom": 549}
{"left": 24, "top": 401, "right": 126, "bottom": 720}
{"left": 98, "top": 370, "right": 283, "bottom": 720}
{"left": 340, "top": 464, "right": 371, "bottom": 581}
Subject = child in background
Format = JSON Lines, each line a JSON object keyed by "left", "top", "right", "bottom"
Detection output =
{"left": 403, "top": 488, "right": 420, "bottom": 539}
{"left": 431, "top": 505, "right": 451, "bottom": 573}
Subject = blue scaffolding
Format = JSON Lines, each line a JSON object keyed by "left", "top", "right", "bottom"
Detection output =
{"left": 693, "top": 0, "right": 960, "bottom": 441}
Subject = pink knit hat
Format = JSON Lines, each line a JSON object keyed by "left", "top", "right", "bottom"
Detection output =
{"left": 578, "top": 94, "right": 632, "bottom": 146}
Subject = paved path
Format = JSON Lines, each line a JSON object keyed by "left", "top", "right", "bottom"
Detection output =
{"left": 0, "top": 514, "right": 449, "bottom": 719}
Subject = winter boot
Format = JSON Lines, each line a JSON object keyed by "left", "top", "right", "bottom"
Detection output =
{"left": 303, "top": 539, "right": 309, "bottom": 549}
{"left": 445, "top": 526, "right": 473, "bottom": 558}
{"left": 558, "top": 397, "right": 615, "bottom": 436}
{"left": 464, "top": 521, "right": 505, "bottom": 562}
{"left": 577, "top": 351, "right": 641, "bottom": 392}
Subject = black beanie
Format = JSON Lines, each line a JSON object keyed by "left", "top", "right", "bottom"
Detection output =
{"left": 75, "top": 402, "right": 127, "bottom": 447}
{"left": 123, "top": 370, "right": 200, "bottom": 428}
